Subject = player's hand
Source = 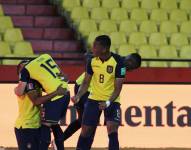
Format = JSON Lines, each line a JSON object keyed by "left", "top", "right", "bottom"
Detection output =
{"left": 99, "top": 100, "right": 111, "bottom": 110}
{"left": 56, "top": 84, "right": 67, "bottom": 96}
{"left": 71, "top": 95, "right": 80, "bottom": 104}
{"left": 99, "top": 102, "right": 107, "bottom": 110}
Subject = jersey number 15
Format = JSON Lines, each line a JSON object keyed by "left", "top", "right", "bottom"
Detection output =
{"left": 40, "top": 59, "right": 59, "bottom": 78}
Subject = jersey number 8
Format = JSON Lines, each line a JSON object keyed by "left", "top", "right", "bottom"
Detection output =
{"left": 99, "top": 74, "right": 104, "bottom": 83}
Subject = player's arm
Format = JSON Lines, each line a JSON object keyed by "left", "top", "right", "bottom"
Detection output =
{"left": 27, "top": 90, "right": 57, "bottom": 106}
{"left": 108, "top": 78, "right": 125, "bottom": 102}
{"left": 14, "top": 81, "right": 27, "bottom": 96}
{"left": 109, "top": 59, "right": 126, "bottom": 103}
{"left": 76, "top": 73, "right": 92, "bottom": 99}
{"left": 14, "top": 68, "right": 30, "bottom": 96}
{"left": 27, "top": 84, "right": 66, "bottom": 106}
{"left": 73, "top": 59, "right": 93, "bottom": 103}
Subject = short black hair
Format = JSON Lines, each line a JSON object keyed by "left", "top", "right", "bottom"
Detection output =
{"left": 17, "top": 60, "right": 30, "bottom": 74}
{"left": 95, "top": 35, "right": 111, "bottom": 49}
{"left": 130, "top": 53, "right": 142, "bottom": 68}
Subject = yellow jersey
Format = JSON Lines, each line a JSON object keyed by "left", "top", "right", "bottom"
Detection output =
{"left": 76, "top": 72, "right": 85, "bottom": 85}
{"left": 24, "top": 54, "right": 68, "bottom": 101}
{"left": 15, "top": 80, "right": 41, "bottom": 129}
{"left": 87, "top": 53, "right": 126, "bottom": 103}
{"left": 76, "top": 72, "right": 92, "bottom": 92}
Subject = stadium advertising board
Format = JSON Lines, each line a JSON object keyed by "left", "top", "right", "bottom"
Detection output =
{"left": 0, "top": 84, "right": 191, "bottom": 148}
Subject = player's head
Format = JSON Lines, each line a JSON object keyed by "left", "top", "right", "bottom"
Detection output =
{"left": 124, "top": 53, "right": 142, "bottom": 71}
{"left": 17, "top": 60, "right": 30, "bottom": 75}
{"left": 93, "top": 35, "right": 111, "bottom": 57}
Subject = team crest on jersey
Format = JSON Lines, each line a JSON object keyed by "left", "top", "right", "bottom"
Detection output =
{"left": 107, "top": 65, "right": 113, "bottom": 73}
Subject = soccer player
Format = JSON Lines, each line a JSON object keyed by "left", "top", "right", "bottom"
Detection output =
{"left": 73, "top": 35, "right": 130, "bottom": 150}
{"left": 15, "top": 60, "right": 66, "bottom": 150}
{"left": 14, "top": 54, "right": 70, "bottom": 150}
{"left": 62, "top": 52, "right": 141, "bottom": 141}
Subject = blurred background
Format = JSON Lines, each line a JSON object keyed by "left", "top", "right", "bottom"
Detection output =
{"left": 0, "top": 0, "right": 191, "bottom": 149}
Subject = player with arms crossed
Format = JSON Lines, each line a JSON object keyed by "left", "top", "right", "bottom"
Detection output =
{"left": 15, "top": 54, "right": 70, "bottom": 150}
{"left": 73, "top": 35, "right": 130, "bottom": 150}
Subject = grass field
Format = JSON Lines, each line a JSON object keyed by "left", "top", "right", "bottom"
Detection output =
{"left": 2, "top": 148, "right": 191, "bottom": 150}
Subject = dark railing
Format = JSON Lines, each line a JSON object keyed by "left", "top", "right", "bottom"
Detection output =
{"left": 143, "top": 58, "right": 191, "bottom": 62}
{"left": 1, "top": 56, "right": 191, "bottom": 84}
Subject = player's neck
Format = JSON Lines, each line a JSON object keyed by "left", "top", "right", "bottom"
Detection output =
{"left": 99, "top": 52, "right": 111, "bottom": 62}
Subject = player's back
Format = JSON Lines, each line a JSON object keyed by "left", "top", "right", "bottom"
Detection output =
{"left": 25, "top": 54, "right": 68, "bottom": 101}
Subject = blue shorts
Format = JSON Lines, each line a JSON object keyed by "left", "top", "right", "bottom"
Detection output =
{"left": 42, "top": 92, "right": 70, "bottom": 124}
{"left": 82, "top": 99, "right": 121, "bottom": 126}
{"left": 15, "top": 127, "right": 40, "bottom": 150}
{"left": 74, "top": 83, "right": 89, "bottom": 111}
